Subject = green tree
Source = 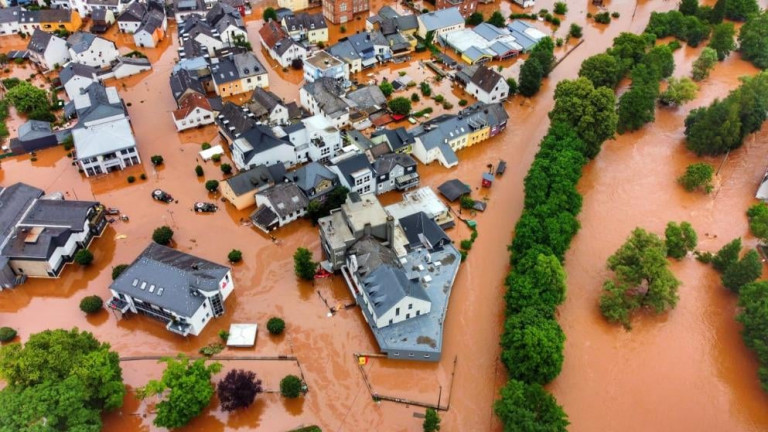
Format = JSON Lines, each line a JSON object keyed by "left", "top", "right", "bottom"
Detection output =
{"left": 722, "top": 250, "right": 762, "bottom": 292}
{"left": 712, "top": 237, "right": 743, "bottom": 272}
{"left": 711, "top": 0, "right": 726, "bottom": 23}
{"left": 220, "top": 163, "right": 232, "bottom": 175}
{"left": 293, "top": 247, "right": 317, "bottom": 280}
{"left": 691, "top": 47, "right": 718, "bottom": 81}
{"left": 137, "top": 355, "right": 221, "bottom": 429}
{"left": 466, "top": 11, "right": 483, "bottom": 26}
{"left": 267, "top": 317, "right": 285, "bottom": 335}
{"left": 494, "top": 380, "right": 569, "bottom": 432}
{"left": 679, "top": 0, "right": 699, "bottom": 15}
{"left": 379, "top": 81, "right": 394, "bottom": 97}
{"left": 529, "top": 37, "right": 556, "bottom": 76}
{"left": 263, "top": 7, "right": 277, "bottom": 22}
{"left": 0, "top": 327, "right": 16, "bottom": 342}
{"left": 554, "top": 1, "right": 568, "bottom": 14}
{"left": 549, "top": 77, "right": 618, "bottom": 158}
{"left": 195, "top": 165, "right": 204, "bottom": 176}
{"left": 205, "top": 179, "right": 219, "bottom": 192}
{"left": 616, "top": 80, "right": 658, "bottom": 133}
{"left": 578, "top": 53, "right": 622, "bottom": 88}
{"left": 152, "top": 225, "right": 174, "bottom": 245}
{"left": 599, "top": 228, "right": 681, "bottom": 328}
{"left": 569, "top": 23, "right": 583, "bottom": 38}
{"left": 739, "top": 12, "right": 768, "bottom": 69}
{"left": 709, "top": 22, "right": 736, "bottom": 60}
{"left": 112, "top": 264, "right": 128, "bottom": 280}
{"left": 423, "top": 408, "right": 441, "bottom": 432}
{"left": 506, "top": 77, "right": 518, "bottom": 94}
{"left": 678, "top": 162, "right": 714, "bottom": 192}
{"left": 683, "top": 15, "right": 710, "bottom": 47}
{"left": 388, "top": 96, "right": 412, "bottom": 115}
{"left": 487, "top": 11, "right": 507, "bottom": 28}
{"left": 74, "top": 249, "right": 94, "bottom": 266}
{"left": 736, "top": 281, "right": 768, "bottom": 390}
{"left": 659, "top": 77, "right": 698, "bottom": 106}
{"left": 748, "top": 203, "right": 768, "bottom": 242}
{"left": 79, "top": 295, "right": 103, "bottom": 314}
{"left": 608, "top": 32, "right": 649, "bottom": 73}
{"left": 280, "top": 375, "right": 303, "bottom": 398}
{"left": 518, "top": 58, "right": 544, "bottom": 97}
{"left": 0, "top": 328, "right": 125, "bottom": 432}
{"left": 684, "top": 97, "right": 742, "bottom": 156}
{"left": 5, "top": 81, "right": 49, "bottom": 114}
{"left": 150, "top": 155, "right": 164, "bottom": 166}
{"left": 500, "top": 308, "right": 565, "bottom": 384}
{"left": 228, "top": 249, "right": 242, "bottom": 263}
{"left": 725, "top": 0, "right": 759, "bottom": 21}
{"left": 665, "top": 221, "right": 697, "bottom": 259}
{"left": 504, "top": 253, "right": 566, "bottom": 315}
{"left": 643, "top": 44, "right": 675, "bottom": 78}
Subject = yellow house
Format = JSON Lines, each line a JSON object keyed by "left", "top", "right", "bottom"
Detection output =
{"left": 40, "top": 9, "right": 82, "bottom": 32}
{"left": 211, "top": 52, "right": 269, "bottom": 98}
{"left": 464, "top": 125, "right": 490, "bottom": 148}
{"left": 221, "top": 165, "right": 287, "bottom": 210}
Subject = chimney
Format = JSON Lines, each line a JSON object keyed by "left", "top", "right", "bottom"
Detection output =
{"left": 386, "top": 215, "right": 395, "bottom": 249}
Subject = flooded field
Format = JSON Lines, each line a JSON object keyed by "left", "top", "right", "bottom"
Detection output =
{"left": 2, "top": 0, "right": 768, "bottom": 430}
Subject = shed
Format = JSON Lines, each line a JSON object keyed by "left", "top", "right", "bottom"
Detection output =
{"left": 496, "top": 160, "right": 507, "bottom": 175}
{"left": 226, "top": 323, "right": 258, "bottom": 347}
{"left": 199, "top": 145, "right": 224, "bottom": 161}
{"left": 438, "top": 179, "right": 471, "bottom": 202}
{"left": 481, "top": 172, "right": 494, "bottom": 188}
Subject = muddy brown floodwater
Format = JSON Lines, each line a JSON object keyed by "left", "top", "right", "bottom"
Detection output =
{"left": 3, "top": 0, "right": 768, "bottom": 430}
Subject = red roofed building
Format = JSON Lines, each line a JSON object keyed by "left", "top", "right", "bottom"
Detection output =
{"left": 322, "top": 0, "right": 369, "bottom": 24}
{"left": 171, "top": 92, "right": 216, "bottom": 131}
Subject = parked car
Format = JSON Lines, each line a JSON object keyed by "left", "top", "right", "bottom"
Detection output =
{"left": 193, "top": 202, "right": 218, "bottom": 213}
{"left": 152, "top": 189, "right": 174, "bottom": 203}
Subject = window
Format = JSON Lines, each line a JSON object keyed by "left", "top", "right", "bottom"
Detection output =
{"left": 405, "top": 313, "right": 410, "bottom": 319}
{"left": 408, "top": 304, "right": 412, "bottom": 310}
{"left": 395, "top": 307, "right": 400, "bottom": 316}
{"left": 408, "top": 353, "right": 414, "bottom": 357}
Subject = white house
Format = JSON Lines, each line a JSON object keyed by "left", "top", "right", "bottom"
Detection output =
{"left": 299, "top": 77, "right": 350, "bottom": 130}
{"left": 59, "top": 62, "right": 99, "bottom": 100}
{"left": 246, "top": 87, "right": 290, "bottom": 125}
{"left": 417, "top": 7, "right": 465, "bottom": 38}
{"left": 117, "top": 1, "right": 146, "bottom": 33}
{"left": 303, "top": 50, "right": 348, "bottom": 83}
{"left": 258, "top": 20, "right": 307, "bottom": 68}
{"left": 27, "top": 29, "right": 70, "bottom": 71}
{"left": 329, "top": 153, "right": 376, "bottom": 195}
{"left": 512, "top": 0, "right": 536, "bottom": 8}
{"left": 172, "top": 92, "right": 215, "bottom": 131}
{"left": 251, "top": 182, "right": 309, "bottom": 232}
{"left": 0, "top": 7, "right": 21, "bottom": 35}
{"left": 108, "top": 243, "right": 234, "bottom": 337}
{"left": 206, "top": 2, "right": 246, "bottom": 45}
{"left": 67, "top": 32, "right": 120, "bottom": 68}
{"left": 231, "top": 125, "right": 297, "bottom": 170}
{"left": 465, "top": 65, "right": 510, "bottom": 104}
{"left": 280, "top": 114, "right": 342, "bottom": 164}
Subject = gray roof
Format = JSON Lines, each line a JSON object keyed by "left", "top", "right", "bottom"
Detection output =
{"left": 0, "top": 183, "right": 44, "bottom": 246}
{"left": 507, "top": 20, "right": 544, "bottom": 51}
{"left": 19, "top": 199, "right": 95, "bottom": 230}
{"left": 290, "top": 162, "right": 338, "bottom": 198}
{"left": 250, "top": 205, "right": 279, "bottom": 231}
{"left": 282, "top": 12, "right": 326, "bottom": 32}
{"left": 27, "top": 29, "right": 55, "bottom": 54}
{"left": 332, "top": 153, "right": 371, "bottom": 186}
{"left": 328, "top": 40, "right": 360, "bottom": 61}
{"left": 224, "top": 164, "right": 287, "bottom": 196}
{"left": 92, "top": 9, "right": 109, "bottom": 22}
{"left": 459, "top": 102, "right": 509, "bottom": 129}
{"left": 378, "top": 6, "right": 401, "bottom": 19}
{"left": 67, "top": 32, "right": 102, "bottom": 54}
{"left": 238, "top": 125, "right": 292, "bottom": 162}
{"left": 302, "top": 77, "right": 349, "bottom": 117}
{"left": 169, "top": 68, "right": 204, "bottom": 102}
{"left": 211, "top": 52, "right": 265, "bottom": 85}
{"left": 346, "top": 85, "right": 387, "bottom": 113}
{"left": 371, "top": 127, "right": 414, "bottom": 152}
{"left": 111, "top": 243, "right": 230, "bottom": 317}
{"left": 418, "top": 8, "right": 464, "bottom": 32}
{"left": 0, "top": 6, "right": 21, "bottom": 24}
{"left": 373, "top": 153, "right": 416, "bottom": 175}
{"left": 118, "top": 1, "right": 147, "bottom": 22}
{"left": 398, "top": 212, "right": 451, "bottom": 251}
{"left": 137, "top": 10, "right": 165, "bottom": 34}
{"left": 74, "top": 82, "right": 126, "bottom": 124}
{"left": 20, "top": 9, "right": 72, "bottom": 24}
{"left": 216, "top": 102, "right": 255, "bottom": 141}
{"left": 258, "top": 182, "right": 308, "bottom": 219}
{"left": 438, "top": 179, "right": 471, "bottom": 201}
{"left": 347, "top": 129, "right": 375, "bottom": 150}
{"left": 59, "top": 62, "right": 98, "bottom": 85}
{"left": 206, "top": 3, "right": 244, "bottom": 33}
{"left": 247, "top": 87, "right": 283, "bottom": 118}
{"left": 470, "top": 65, "right": 504, "bottom": 94}
{"left": 17, "top": 120, "right": 53, "bottom": 141}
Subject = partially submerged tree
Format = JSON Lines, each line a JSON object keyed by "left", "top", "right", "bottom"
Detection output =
{"left": 712, "top": 238, "right": 743, "bottom": 273}
{"left": 423, "top": 408, "right": 441, "bottom": 432}
{"left": 738, "top": 12, "right": 768, "bottom": 69}
{"left": 494, "top": 379, "right": 569, "bottom": 432}
{"left": 665, "top": 221, "right": 697, "bottom": 260}
{"left": 217, "top": 369, "right": 263, "bottom": 411}
{"left": 659, "top": 77, "right": 698, "bottom": 106}
{"left": 722, "top": 249, "right": 762, "bottom": 293}
{"left": 293, "top": 247, "right": 317, "bottom": 281}
{"left": 678, "top": 162, "right": 714, "bottom": 193}
{"left": 280, "top": 375, "right": 303, "bottom": 398}
{"left": 152, "top": 225, "right": 174, "bottom": 245}
{"left": 500, "top": 308, "right": 565, "bottom": 384}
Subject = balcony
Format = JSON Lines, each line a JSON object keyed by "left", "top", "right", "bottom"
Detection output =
{"left": 167, "top": 320, "right": 192, "bottom": 336}
{"left": 395, "top": 172, "right": 420, "bottom": 191}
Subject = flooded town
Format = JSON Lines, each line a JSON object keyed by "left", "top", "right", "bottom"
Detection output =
{"left": 1, "top": 0, "right": 768, "bottom": 430}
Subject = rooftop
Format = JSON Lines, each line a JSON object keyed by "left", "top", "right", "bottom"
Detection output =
{"left": 73, "top": 117, "right": 136, "bottom": 159}
{"left": 418, "top": 7, "right": 464, "bottom": 31}
{"left": 224, "top": 164, "right": 287, "bottom": 196}
{"left": 257, "top": 182, "right": 308, "bottom": 219}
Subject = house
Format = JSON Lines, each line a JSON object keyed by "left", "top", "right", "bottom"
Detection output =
{"left": 0, "top": 183, "right": 107, "bottom": 289}
{"left": 26, "top": 29, "right": 70, "bottom": 71}
{"left": 9, "top": 120, "right": 59, "bottom": 154}
{"left": 221, "top": 0, "right": 248, "bottom": 16}
{"left": 105, "top": 55, "right": 152, "bottom": 79}
{"left": 512, "top": 0, "right": 536, "bottom": 8}
{"left": 396, "top": 211, "right": 452, "bottom": 252}
{"left": 172, "top": 92, "right": 215, "bottom": 131}
{"left": 303, "top": 50, "right": 348, "bottom": 83}
{"left": 443, "top": 23, "right": 523, "bottom": 64}
{"left": 178, "top": 15, "right": 223, "bottom": 56}
{"left": 108, "top": 243, "right": 234, "bottom": 337}
{"left": 409, "top": 115, "right": 464, "bottom": 168}
{"left": 90, "top": 8, "right": 115, "bottom": 33}
{"left": 346, "top": 85, "right": 387, "bottom": 122}
{"left": 370, "top": 127, "right": 414, "bottom": 154}
{"left": 133, "top": 6, "right": 166, "bottom": 48}
{"left": 282, "top": 12, "right": 327, "bottom": 44}
{"left": 245, "top": 87, "right": 289, "bottom": 125}
{"left": 173, "top": 0, "right": 207, "bottom": 22}
{"left": 0, "top": 7, "right": 22, "bottom": 35}
{"left": 347, "top": 129, "right": 390, "bottom": 159}
{"left": 328, "top": 153, "right": 374, "bottom": 195}
{"left": 465, "top": 65, "right": 509, "bottom": 104}
{"left": 220, "top": 164, "right": 287, "bottom": 210}
{"left": 117, "top": 1, "right": 146, "bottom": 33}
{"left": 231, "top": 125, "right": 296, "bottom": 170}
{"left": 206, "top": 2, "right": 246, "bottom": 45}
{"left": 19, "top": 9, "right": 82, "bottom": 34}
{"left": 210, "top": 51, "right": 269, "bottom": 97}
{"left": 366, "top": 7, "right": 418, "bottom": 36}
{"left": 437, "top": 179, "right": 471, "bottom": 201}
{"left": 277, "top": 0, "right": 309, "bottom": 11}
{"left": 435, "top": 0, "right": 477, "bottom": 17}
{"left": 299, "top": 77, "right": 350, "bottom": 129}
{"left": 328, "top": 40, "right": 361, "bottom": 73}
{"left": 506, "top": 20, "right": 546, "bottom": 52}
{"left": 322, "top": 0, "right": 369, "bottom": 24}
{"left": 251, "top": 182, "right": 309, "bottom": 232}
{"left": 59, "top": 62, "right": 99, "bottom": 99}
{"left": 384, "top": 187, "right": 454, "bottom": 228}
{"left": 280, "top": 114, "right": 343, "bottom": 164}
{"left": 67, "top": 32, "right": 120, "bottom": 68}
{"left": 460, "top": 101, "right": 509, "bottom": 137}
{"left": 169, "top": 67, "right": 205, "bottom": 103}
{"left": 72, "top": 83, "right": 140, "bottom": 177}
{"left": 343, "top": 31, "right": 391, "bottom": 67}
{"left": 290, "top": 162, "right": 339, "bottom": 202}
{"left": 215, "top": 101, "right": 256, "bottom": 145}
{"left": 372, "top": 153, "right": 419, "bottom": 194}
{"left": 416, "top": 7, "right": 464, "bottom": 38}
{"left": 82, "top": 0, "right": 131, "bottom": 16}
{"left": 259, "top": 20, "right": 307, "bottom": 68}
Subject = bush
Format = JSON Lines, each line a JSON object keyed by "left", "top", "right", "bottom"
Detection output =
{"left": 379, "top": 81, "right": 394, "bottom": 97}
{"left": 280, "top": 375, "right": 302, "bottom": 398}
{"left": 140, "top": 173, "right": 147, "bottom": 180}
{"left": 294, "top": 247, "right": 317, "bottom": 280}
{"left": 466, "top": 12, "right": 484, "bottom": 26}
{"left": 460, "top": 239, "right": 473, "bottom": 250}
{"left": 569, "top": 23, "right": 583, "bottom": 38}
{"left": 218, "top": 330, "right": 230, "bottom": 341}
{"left": 506, "top": 78, "right": 518, "bottom": 94}
{"left": 79, "top": 295, "right": 103, "bottom": 314}
{"left": 205, "top": 179, "right": 219, "bottom": 192}
{"left": 127, "top": 176, "right": 136, "bottom": 183}
{"left": 220, "top": 163, "right": 232, "bottom": 175}
{"left": 0, "top": 327, "right": 17, "bottom": 342}
{"left": 152, "top": 225, "right": 174, "bottom": 245}
{"left": 433, "top": 94, "right": 445, "bottom": 103}
{"left": 678, "top": 163, "right": 714, "bottom": 192}
{"left": 611, "top": 11, "right": 620, "bottom": 18}
{"left": 211, "top": 153, "right": 222, "bottom": 163}
{"left": 201, "top": 142, "right": 211, "bottom": 150}
{"left": 460, "top": 195, "right": 474, "bottom": 209}
{"left": 112, "top": 264, "right": 129, "bottom": 280}
{"left": 691, "top": 47, "right": 717, "bottom": 81}
{"left": 195, "top": 165, "right": 204, "bottom": 176}
{"left": 594, "top": 12, "right": 611, "bottom": 23}
{"left": 74, "top": 249, "right": 94, "bottom": 266}
{"left": 228, "top": 249, "right": 242, "bottom": 263}
{"left": 388, "top": 97, "right": 412, "bottom": 116}
{"left": 150, "top": 155, "right": 164, "bottom": 166}
{"left": 411, "top": 92, "right": 420, "bottom": 102}
{"left": 554, "top": 1, "right": 567, "bottom": 14}
{"left": 263, "top": 7, "right": 276, "bottom": 21}
{"left": 420, "top": 82, "right": 432, "bottom": 97}
{"left": 458, "top": 99, "right": 468, "bottom": 106}
{"left": 267, "top": 317, "right": 285, "bottom": 335}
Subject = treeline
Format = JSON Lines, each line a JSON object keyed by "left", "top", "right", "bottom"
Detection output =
{"left": 684, "top": 71, "right": 768, "bottom": 156}
{"left": 518, "top": 37, "right": 556, "bottom": 97}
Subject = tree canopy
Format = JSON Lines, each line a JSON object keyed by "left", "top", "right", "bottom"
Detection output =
{"left": 578, "top": 53, "right": 623, "bottom": 89}
{"left": 500, "top": 308, "right": 565, "bottom": 384}
{"left": 665, "top": 221, "right": 698, "bottom": 260}
{"left": 423, "top": 408, "right": 441, "bottom": 432}
{"left": 739, "top": 12, "right": 768, "bottom": 69}
{"left": 152, "top": 225, "right": 174, "bottom": 245}
{"left": 518, "top": 58, "right": 544, "bottom": 97}
{"left": 659, "top": 77, "right": 698, "bottom": 106}
{"left": 466, "top": 11, "right": 484, "bottom": 26}
{"left": 722, "top": 249, "right": 762, "bottom": 293}
{"left": 709, "top": 22, "right": 736, "bottom": 61}
{"left": 505, "top": 253, "right": 566, "bottom": 316}
{"left": 217, "top": 369, "right": 263, "bottom": 411}
{"left": 692, "top": 47, "right": 718, "bottom": 81}
{"left": 0, "top": 328, "right": 125, "bottom": 431}
{"left": 388, "top": 96, "right": 412, "bottom": 115}
{"left": 737, "top": 281, "right": 768, "bottom": 391}
{"left": 712, "top": 237, "right": 743, "bottom": 273}
{"left": 294, "top": 247, "right": 317, "bottom": 280}
{"left": 678, "top": 162, "right": 714, "bottom": 192}
{"left": 494, "top": 380, "right": 569, "bottom": 432}
{"left": 748, "top": 203, "right": 768, "bottom": 242}
{"left": 137, "top": 355, "right": 222, "bottom": 429}
{"left": 724, "top": 0, "right": 759, "bottom": 21}
{"left": 487, "top": 11, "right": 507, "bottom": 28}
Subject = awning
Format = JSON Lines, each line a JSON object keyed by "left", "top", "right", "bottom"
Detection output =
{"left": 362, "top": 57, "right": 378, "bottom": 67}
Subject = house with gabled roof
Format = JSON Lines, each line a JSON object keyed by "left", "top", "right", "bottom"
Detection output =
{"left": 281, "top": 12, "right": 327, "bottom": 44}
{"left": 231, "top": 124, "right": 296, "bottom": 170}
{"left": 245, "top": 87, "right": 290, "bottom": 125}
{"left": 299, "top": 76, "right": 350, "bottom": 129}
{"left": 19, "top": 9, "right": 82, "bottom": 34}
{"left": 60, "top": 62, "right": 99, "bottom": 99}
{"left": 289, "top": 161, "right": 339, "bottom": 202}
{"left": 416, "top": 7, "right": 464, "bottom": 38}
{"left": 210, "top": 51, "right": 268, "bottom": 97}
{"left": 465, "top": 65, "right": 509, "bottom": 104}
{"left": 0, "top": 7, "right": 21, "bottom": 35}
{"left": 178, "top": 14, "right": 223, "bottom": 56}
{"left": 251, "top": 182, "right": 309, "bottom": 232}
{"left": 67, "top": 32, "right": 119, "bottom": 68}
{"left": 108, "top": 242, "right": 234, "bottom": 337}
{"left": 117, "top": 1, "right": 146, "bottom": 33}
{"left": 91, "top": 8, "right": 115, "bottom": 34}
{"left": 206, "top": 2, "right": 246, "bottom": 45}
{"left": 215, "top": 101, "right": 256, "bottom": 146}
{"left": 221, "top": 164, "right": 287, "bottom": 210}
{"left": 26, "top": 29, "right": 70, "bottom": 71}
{"left": 328, "top": 153, "right": 375, "bottom": 195}
{"left": 373, "top": 153, "right": 419, "bottom": 193}
{"left": 259, "top": 19, "right": 307, "bottom": 68}
{"left": 172, "top": 92, "right": 216, "bottom": 131}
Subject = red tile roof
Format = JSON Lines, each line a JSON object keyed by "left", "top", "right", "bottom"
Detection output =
{"left": 172, "top": 92, "right": 212, "bottom": 120}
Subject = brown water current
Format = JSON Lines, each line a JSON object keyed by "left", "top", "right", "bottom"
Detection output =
{"left": 2, "top": 0, "right": 768, "bottom": 430}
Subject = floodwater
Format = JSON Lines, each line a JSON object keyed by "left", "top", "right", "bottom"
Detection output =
{"left": 2, "top": 0, "right": 768, "bottom": 431}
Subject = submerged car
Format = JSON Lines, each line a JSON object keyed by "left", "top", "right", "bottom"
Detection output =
{"left": 194, "top": 202, "right": 218, "bottom": 213}
{"left": 151, "top": 189, "right": 174, "bottom": 203}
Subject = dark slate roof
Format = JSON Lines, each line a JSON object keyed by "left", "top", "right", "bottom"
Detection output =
{"left": 332, "top": 153, "right": 371, "bottom": 187}
{"left": 347, "top": 129, "right": 375, "bottom": 150}
{"left": 283, "top": 12, "right": 327, "bottom": 32}
{"left": 459, "top": 102, "right": 509, "bottom": 128}
{"left": 59, "top": 62, "right": 98, "bottom": 85}
{"left": 169, "top": 68, "right": 204, "bottom": 102}
{"left": 75, "top": 83, "right": 126, "bottom": 123}
{"left": 247, "top": 87, "right": 283, "bottom": 118}
{"left": 346, "top": 85, "right": 387, "bottom": 113}
{"left": 258, "top": 182, "right": 308, "bottom": 219}
{"left": 206, "top": 2, "right": 244, "bottom": 33}
{"left": 290, "top": 162, "right": 337, "bottom": 197}
{"left": 211, "top": 52, "right": 265, "bottom": 85}
{"left": 398, "top": 212, "right": 451, "bottom": 251}
{"left": 67, "top": 32, "right": 100, "bottom": 54}
{"left": 470, "top": 65, "right": 504, "bottom": 94}
{"left": 238, "top": 125, "right": 291, "bottom": 162}
{"left": 118, "top": 1, "right": 147, "bottom": 22}
{"left": 250, "top": 204, "right": 279, "bottom": 231}
{"left": 27, "top": 29, "right": 54, "bottom": 54}
{"left": 224, "top": 164, "right": 287, "bottom": 196}
{"left": 0, "top": 183, "right": 44, "bottom": 244}
{"left": 373, "top": 153, "right": 416, "bottom": 175}
{"left": 377, "top": 6, "right": 401, "bottom": 20}
{"left": 275, "top": 8, "right": 293, "bottom": 20}
{"left": 17, "top": 120, "right": 53, "bottom": 141}
{"left": 20, "top": 9, "right": 72, "bottom": 24}
{"left": 216, "top": 102, "right": 255, "bottom": 140}
{"left": 92, "top": 9, "right": 109, "bottom": 22}
{"left": 371, "top": 127, "right": 414, "bottom": 152}
{"left": 438, "top": 179, "right": 471, "bottom": 202}
{"left": 328, "top": 40, "right": 360, "bottom": 61}
{"left": 302, "top": 77, "right": 348, "bottom": 117}
{"left": 0, "top": 6, "right": 21, "bottom": 24}
{"left": 20, "top": 199, "right": 96, "bottom": 230}
{"left": 137, "top": 10, "right": 165, "bottom": 34}
{"left": 111, "top": 243, "right": 230, "bottom": 317}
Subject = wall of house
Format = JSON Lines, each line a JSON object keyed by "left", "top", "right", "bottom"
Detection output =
{"left": 8, "top": 258, "right": 52, "bottom": 278}
{"left": 269, "top": 105, "right": 289, "bottom": 125}
{"left": 1, "top": 21, "right": 20, "bottom": 35}
{"left": 46, "top": 219, "right": 91, "bottom": 275}
{"left": 277, "top": 0, "right": 309, "bottom": 11}
{"left": 111, "top": 62, "right": 152, "bottom": 79}
{"left": 196, "top": 34, "right": 223, "bottom": 56}
{"left": 466, "top": 126, "right": 489, "bottom": 148}
{"left": 411, "top": 139, "right": 436, "bottom": 165}
{"left": 133, "top": 30, "right": 158, "bottom": 48}
{"left": 237, "top": 144, "right": 296, "bottom": 171}
{"left": 118, "top": 20, "right": 140, "bottom": 33}
{"left": 256, "top": 194, "right": 307, "bottom": 227}
{"left": 43, "top": 38, "right": 71, "bottom": 70}
{"left": 376, "top": 164, "right": 405, "bottom": 194}
{"left": 220, "top": 183, "right": 257, "bottom": 210}
{"left": 375, "top": 296, "right": 431, "bottom": 328}
{"left": 274, "top": 44, "right": 307, "bottom": 68}
{"left": 385, "top": 347, "right": 440, "bottom": 361}
{"left": 240, "top": 73, "right": 269, "bottom": 93}
{"left": 78, "top": 146, "right": 141, "bottom": 177}
{"left": 72, "top": 39, "right": 119, "bottom": 67}
{"left": 307, "top": 28, "right": 328, "bottom": 43}
{"left": 173, "top": 107, "right": 215, "bottom": 131}
{"left": 467, "top": 79, "right": 509, "bottom": 104}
